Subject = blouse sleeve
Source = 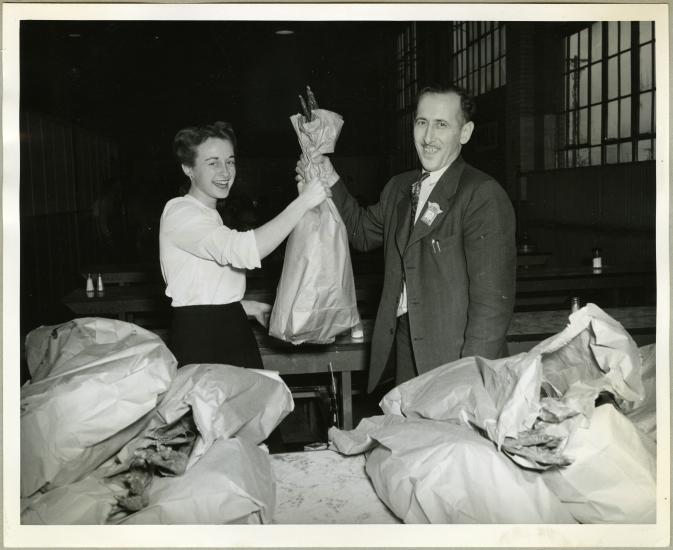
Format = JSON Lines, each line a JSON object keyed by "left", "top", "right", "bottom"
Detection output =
{"left": 162, "top": 200, "right": 261, "bottom": 270}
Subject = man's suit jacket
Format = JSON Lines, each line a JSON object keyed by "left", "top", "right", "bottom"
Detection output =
{"left": 331, "top": 156, "right": 517, "bottom": 393}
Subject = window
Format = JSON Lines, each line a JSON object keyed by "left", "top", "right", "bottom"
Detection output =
{"left": 395, "top": 23, "right": 419, "bottom": 171}
{"left": 558, "top": 21, "right": 655, "bottom": 168}
{"left": 451, "top": 22, "right": 506, "bottom": 95}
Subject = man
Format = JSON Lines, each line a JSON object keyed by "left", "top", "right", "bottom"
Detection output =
{"left": 299, "top": 85, "right": 516, "bottom": 393}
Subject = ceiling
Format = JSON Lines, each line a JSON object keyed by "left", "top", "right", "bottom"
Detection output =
{"left": 21, "top": 20, "right": 401, "bottom": 159}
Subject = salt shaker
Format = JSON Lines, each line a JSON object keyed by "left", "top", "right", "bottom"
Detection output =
{"left": 96, "top": 273, "right": 105, "bottom": 297}
{"left": 86, "top": 273, "right": 95, "bottom": 298}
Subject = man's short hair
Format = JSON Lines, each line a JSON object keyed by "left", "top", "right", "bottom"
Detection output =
{"left": 173, "top": 121, "right": 237, "bottom": 167}
{"left": 416, "top": 85, "right": 476, "bottom": 124}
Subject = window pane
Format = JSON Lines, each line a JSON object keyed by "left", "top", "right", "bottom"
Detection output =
{"left": 494, "top": 59, "right": 500, "bottom": 88}
{"left": 639, "top": 91, "right": 652, "bottom": 134}
{"left": 500, "top": 57, "right": 506, "bottom": 84}
{"left": 568, "top": 110, "right": 576, "bottom": 144}
{"left": 608, "top": 22, "right": 618, "bottom": 55}
{"left": 579, "top": 107, "right": 588, "bottom": 143}
{"left": 606, "top": 143, "right": 618, "bottom": 163}
{"left": 591, "top": 146, "right": 601, "bottom": 165}
{"left": 486, "top": 64, "right": 492, "bottom": 90}
{"left": 591, "top": 62, "right": 602, "bottom": 103}
{"left": 480, "top": 67, "right": 485, "bottom": 94}
{"left": 494, "top": 28, "right": 500, "bottom": 57}
{"left": 620, "top": 52, "right": 631, "bottom": 96}
{"left": 501, "top": 25, "right": 506, "bottom": 53}
{"left": 620, "top": 97, "right": 631, "bottom": 138}
{"left": 639, "top": 44, "right": 653, "bottom": 90}
{"left": 591, "top": 22, "right": 602, "bottom": 60}
{"left": 607, "top": 100, "right": 618, "bottom": 138}
{"left": 486, "top": 33, "right": 492, "bottom": 63}
{"left": 591, "top": 105, "right": 602, "bottom": 144}
{"left": 620, "top": 141, "right": 632, "bottom": 162}
{"left": 480, "top": 37, "right": 486, "bottom": 65}
{"left": 580, "top": 66, "right": 588, "bottom": 106}
{"left": 640, "top": 21, "right": 653, "bottom": 44}
{"left": 620, "top": 21, "right": 631, "bottom": 51}
{"left": 607, "top": 56, "right": 619, "bottom": 99}
{"left": 569, "top": 33, "right": 578, "bottom": 60}
{"left": 578, "top": 147, "right": 589, "bottom": 166}
{"left": 637, "top": 139, "right": 653, "bottom": 160}
{"left": 580, "top": 28, "right": 589, "bottom": 65}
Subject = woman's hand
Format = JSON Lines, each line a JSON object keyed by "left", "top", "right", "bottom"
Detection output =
{"left": 241, "top": 300, "right": 272, "bottom": 328}
{"left": 298, "top": 177, "right": 330, "bottom": 209}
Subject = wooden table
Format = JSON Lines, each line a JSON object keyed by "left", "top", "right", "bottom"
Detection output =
{"left": 80, "top": 263, "right": 163, "bottom": 286}
{"left": 252, "top": 323, "right": 372, "bottom": 431}
{"left": 62, "top": 283, "right": 170, "bottom": 323}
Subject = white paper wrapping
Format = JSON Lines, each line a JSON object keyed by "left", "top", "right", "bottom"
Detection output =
{"left": 21, "top": 317, "right": 176, "bottom": 497}
{"left": 380, "top": 304, "right": 647, "bottom": 450}
{"left": 111, "top": 363, "right": 294, "bottom": 471}
{"left": 541, "top": 404, "right": 656, "bottom": 523}
{"left": 119, "top": 438, "right": 275, "bottom": 525}
{"left": 269, "top": 107, "right": 359, "bottom": 344}
{"left": 331, "top": 417, "right": 575, "bottom": 524}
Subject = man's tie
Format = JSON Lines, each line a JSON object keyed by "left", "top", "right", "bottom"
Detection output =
{"left": 410, "top": 171, "right": 430, "bottom": 227}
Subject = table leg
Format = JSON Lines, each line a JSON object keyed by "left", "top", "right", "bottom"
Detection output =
{"left": 339, "top": 371, "right": 352, "bottom": 430}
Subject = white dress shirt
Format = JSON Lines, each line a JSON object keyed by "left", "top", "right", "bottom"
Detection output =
{"left": 397, "top": 164, "right": 451, "bottom": 317}
{"left": 159, "top": 194, "right": 261, "bottom": 307}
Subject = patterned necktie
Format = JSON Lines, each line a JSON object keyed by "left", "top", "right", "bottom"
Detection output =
{"left": 410, "top": 171, "right": 430, "bottom": 227}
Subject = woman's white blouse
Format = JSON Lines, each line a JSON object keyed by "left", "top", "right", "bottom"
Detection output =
{"left": 159, "top": 194, "right": 261, "bottom": 307}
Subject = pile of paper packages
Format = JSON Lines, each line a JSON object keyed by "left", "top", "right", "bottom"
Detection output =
{"left": 329, "top": 304, "right": 657, "bottom": 524}
{"left": 20, "top": 317, "right": 294, "bottom": 524}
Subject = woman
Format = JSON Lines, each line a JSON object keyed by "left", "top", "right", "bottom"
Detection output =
{"left": 160, "top": 121, "right": 328, "bottom": 368}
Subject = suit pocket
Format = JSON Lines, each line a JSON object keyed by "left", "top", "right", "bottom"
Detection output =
{"left": 426, "top": 233, "right": 460, "bottom": 254}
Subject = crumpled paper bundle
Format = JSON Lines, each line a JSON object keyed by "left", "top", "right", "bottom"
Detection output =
{"left": 22, "top": 437, "right": 276, "bottom": 526}
{"left": 22, "top": 363, "right": 291, "bottom": 524}
{"left": 109, "top": 363, "right": 294, "bottom": 474}
{"left": 329, "top": 416, "right": 575, "bottom": 524}
{"left": 541, "top": 404, "right": 656, "bottom": 523}
{"left": 118, "top": 437, "right": 276, "bottom": 525}
{"left": 347, "top": 304, "right": 656, "bottom": 523}
{"left": 21, "top": 317, "right": 176, "bottom": 497}
{"left": 381, "top": 304, "right": 647, "bottom": 469}
{"left": 269, "top": 104, "right": 360, "bottom": 344}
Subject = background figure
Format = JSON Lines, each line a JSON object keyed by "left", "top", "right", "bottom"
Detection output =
{"left": 299, "top": 85, "right": 517, "bottom": 393}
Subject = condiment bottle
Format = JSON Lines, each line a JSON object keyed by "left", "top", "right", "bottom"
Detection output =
{"left": 592, "top": 248, "right": 603, "bottom": 270}
{"left": 96, "top": 273, "right": 105, "bottom": 297}
{"left": 571, "top": 296, "right": 581, "bottom": 313}
{"left": 86, "top": 273, "right": 95, "bottom": 298}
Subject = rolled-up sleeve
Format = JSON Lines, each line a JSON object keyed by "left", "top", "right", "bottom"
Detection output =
{"left": 164, "top": 202, "right": 261, "bottom": 270}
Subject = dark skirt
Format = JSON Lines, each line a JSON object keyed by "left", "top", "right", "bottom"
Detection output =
{"left": 169, "top": 302, "right": 264, "bottom": 370}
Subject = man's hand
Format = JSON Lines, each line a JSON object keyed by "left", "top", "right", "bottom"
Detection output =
{"left": 295, "top": 152, "right": 339, "bottom": 188}
{"left": 241, "top": 300, "right": 272, "bottom": 328}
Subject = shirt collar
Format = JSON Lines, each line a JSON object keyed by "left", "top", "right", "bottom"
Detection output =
{"left": 423, "top": 163, "right": 451, "bottom": 185}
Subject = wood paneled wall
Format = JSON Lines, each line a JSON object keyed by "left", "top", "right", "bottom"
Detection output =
{"left": 523, "top": 161, "right": 656, "bottom": 267}
{"left": 20, "top": 111, "right": 119, "bottom": 333}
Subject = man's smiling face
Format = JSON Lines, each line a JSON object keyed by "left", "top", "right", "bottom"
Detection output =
{"left": 413, "top": 91, "right": 474, "bottom": 173}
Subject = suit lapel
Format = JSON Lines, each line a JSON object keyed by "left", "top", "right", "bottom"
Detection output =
{"left": 395, "top": 172, "right": 418, "bottom": 256}
{"left": 407, "top": 157, "right": 465, "bottom": 249}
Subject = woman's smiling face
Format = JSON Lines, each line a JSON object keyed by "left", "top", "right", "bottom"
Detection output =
{"left": 183, "top": 137, "right": 236, "bottom": 208}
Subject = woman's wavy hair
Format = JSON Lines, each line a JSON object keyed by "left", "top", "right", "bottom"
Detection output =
{"left": 173, "top": 121, "right": 237, "bottom": 167}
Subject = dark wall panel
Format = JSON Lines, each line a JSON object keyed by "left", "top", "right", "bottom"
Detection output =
{"left": 524, "top": 161, "right": 656, "bottom": 267}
